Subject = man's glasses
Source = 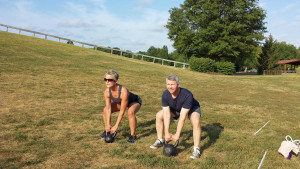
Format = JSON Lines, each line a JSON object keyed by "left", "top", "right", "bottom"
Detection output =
{"left": 104, "top": 78, "right": 115, "bottom": 82}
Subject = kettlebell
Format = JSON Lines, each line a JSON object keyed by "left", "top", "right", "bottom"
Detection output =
{"left": 163, "top": 140, "right": 179, "bottom": 156}
{"left": 105, "top": 131, "right": 117, "bottom": 143}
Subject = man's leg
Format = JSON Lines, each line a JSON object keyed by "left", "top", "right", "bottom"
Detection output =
{"left": 150, "top": 110, "right": 164, "bottom": 148}
{"left": 190, "top": 112, "right": 201, "bottom": 147}
{"left": 155, "top": 110, "right": 164, "bottom": 139}
{"left": 190, "top": 111, "right": 201, "bottom": 159}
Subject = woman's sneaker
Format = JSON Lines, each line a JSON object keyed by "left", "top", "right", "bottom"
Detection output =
{"left": 127, "top": 135, "right": 138, "bottom": 143}
{"left": 190, "top": 148, "right": 201, "bottom": 159}
{"left": 97, "top": 131, "right": 106, "bottom": 139}
{"left": 150, "top": 139, "right": 164, "bottom": 149}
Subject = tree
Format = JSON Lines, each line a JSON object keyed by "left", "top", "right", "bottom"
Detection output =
{"left": 147, "top": 46, "right": 158, "bottom": 57}
{"left": 146, "top": 45, "right": 170, "bottom": 59}
{"left": 158, "top": 45, "right": 169, "bottom": 59}
{"left": 274, "top": 42, "right": 298, "bottom": 60}
{"left": 166, "top": 0, "right": 266, "bottom": 69}
{"left": 257, "top": 34, "right": 276, "bottom": 74}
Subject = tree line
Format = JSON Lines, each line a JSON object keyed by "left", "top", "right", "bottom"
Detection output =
{"left": 91, "top": 0, "right": 300, "bottom": 74}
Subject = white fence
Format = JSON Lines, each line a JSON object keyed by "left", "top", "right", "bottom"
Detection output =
{"left": 0, "top": 24, "right": 189, "bottom": 69}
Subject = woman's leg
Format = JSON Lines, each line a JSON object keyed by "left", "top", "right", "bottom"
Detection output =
{"left": 127, "top": 102, "right": 141, "bottom": 136}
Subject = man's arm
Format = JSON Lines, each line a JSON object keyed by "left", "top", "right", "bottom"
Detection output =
{"left": 163, "top": 106, "right": 172, "bottom": 141}
{"left": 172, "top": 108, "right": 189, "bottom": 141}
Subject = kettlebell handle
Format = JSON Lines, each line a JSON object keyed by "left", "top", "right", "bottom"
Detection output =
{"left": 174, "top": 140, "right": 179, "bottom": 148}
{"left": 105, "top": 131, "right": 117, "bottom": 137}
{"left": 164, "top": 140, "right": 179, "bottom": 148}
{"left": 112, "top": 131, "right": 117, "bottom": 138}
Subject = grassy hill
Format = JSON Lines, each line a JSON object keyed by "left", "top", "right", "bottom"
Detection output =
{"left": 0, "top": 31, "right": 299, "bottom": 168}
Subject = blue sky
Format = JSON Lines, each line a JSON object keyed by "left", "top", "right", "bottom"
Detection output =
{"left": 0, "top": 0, "right": 299, "bottom": 53}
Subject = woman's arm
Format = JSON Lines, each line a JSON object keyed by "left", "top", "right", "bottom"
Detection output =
{"left": 104, "top": 89, "right": 112, "bottom": 132}
{"left": 111, "top": 87, "right": 129, "bottom": 133}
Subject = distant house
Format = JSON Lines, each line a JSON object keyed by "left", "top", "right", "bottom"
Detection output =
{"left": 277, "top": 59, "right": 300, "bottom": 73}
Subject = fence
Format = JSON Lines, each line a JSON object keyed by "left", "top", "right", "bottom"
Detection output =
{"left": 0, "top": 24, "right": 189, "bottom": 69}
{"left": 263, "top": 70, "right": 282, "bottom": 75}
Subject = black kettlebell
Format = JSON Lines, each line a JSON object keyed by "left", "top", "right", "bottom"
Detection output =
{"left": 163, "top": 140, "right": 179, "bottom": 156}
{"left": 105, "top": 131, "right": 117, "bottom": 143}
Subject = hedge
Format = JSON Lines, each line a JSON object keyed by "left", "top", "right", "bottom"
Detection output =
{"left": 215, "top": 62, "right": 236, "bottom": 75}
{"left": 189, "top": 57, "right": 215, "bottom": 72}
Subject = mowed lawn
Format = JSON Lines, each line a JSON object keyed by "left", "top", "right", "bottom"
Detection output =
{"left": 0, "top": 31, "right": 299, "bottom": 169}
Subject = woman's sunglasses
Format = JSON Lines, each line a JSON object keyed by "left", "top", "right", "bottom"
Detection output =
{"left": 104, "top": 78, "right": 115, "bottom": 82}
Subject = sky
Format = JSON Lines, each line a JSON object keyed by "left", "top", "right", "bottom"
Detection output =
{"left": 0, "top": 0, "right": 300, "bottom": 53}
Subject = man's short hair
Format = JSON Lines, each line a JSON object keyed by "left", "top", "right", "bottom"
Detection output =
{"left": 105, "top": 69, "right": 119, "bottom": 80}
{"left": 166, "top": 74, "right": 179, "bottom": 84}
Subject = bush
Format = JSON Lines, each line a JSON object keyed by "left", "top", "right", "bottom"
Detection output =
{"left": 189, "top": 57, "right": 215, "bottom": 72}
{"left": 215, "top": 62, "right": 235, "bottom": 75}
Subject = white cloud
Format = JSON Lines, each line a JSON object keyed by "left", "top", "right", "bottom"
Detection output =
{"left": 0, "top": 0, "right": 175, "bottom": 52}
{"left": 281, "top": 3, "right": 297, "bottom": 12}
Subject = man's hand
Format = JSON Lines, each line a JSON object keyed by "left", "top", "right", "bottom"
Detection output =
{"left": 171, "top": 132, "right": 180, "bottom": 142}
{"left": 165, "top": 133, "right": 173, "bottom": 142}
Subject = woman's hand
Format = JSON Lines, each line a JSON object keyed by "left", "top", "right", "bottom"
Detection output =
{"left": 110, "top": 125, "right": 118, "bottom": 133}
{"left": 105, "top": 125, "right": 112, "bottom": 132}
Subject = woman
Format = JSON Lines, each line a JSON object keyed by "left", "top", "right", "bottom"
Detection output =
{"left": 99, "top": 70, "right": 142, "bottom": 143}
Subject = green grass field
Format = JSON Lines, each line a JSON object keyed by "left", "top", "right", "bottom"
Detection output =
{"left": 1, "top": 31, "right": 299, "bottom": 169}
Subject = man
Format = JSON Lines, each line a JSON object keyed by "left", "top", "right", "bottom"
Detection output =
{"left": 150, "top": 74, "right": 201, "bottom": 159}
{"left": 98, "top": 70, "right": 142, "bottom": 143}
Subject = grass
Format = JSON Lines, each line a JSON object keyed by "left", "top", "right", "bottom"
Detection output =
{"left": 1, "top": 31, "right": 300, "bottom": 168}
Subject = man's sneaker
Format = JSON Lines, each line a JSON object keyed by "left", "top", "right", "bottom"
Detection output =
{"left": 150, "top": 139, "right": 164, "bottom": 149}
{"left": 97, "top": 131, "right": 106, "bottom": 139}
{"left": 127, "top": 135, "right": 138, "bottom": 143}
{"left": 190, "top": 148, "right": 201, "bottom": 159}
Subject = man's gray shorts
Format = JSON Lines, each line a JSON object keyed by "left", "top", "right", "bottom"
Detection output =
{"left": 171, "top": 106, "right": 201, "bottom": 120}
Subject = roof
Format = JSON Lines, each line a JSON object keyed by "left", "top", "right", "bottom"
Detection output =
{"left": 277, "top": 59, "right": 300, "bottom": 65}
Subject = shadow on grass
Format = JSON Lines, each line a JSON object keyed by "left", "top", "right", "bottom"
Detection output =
{"left": 178, "top": 123, "right": 224, "bottom": 155}
{"left": 117, "top": 118, "right": 156, "bottom": 139}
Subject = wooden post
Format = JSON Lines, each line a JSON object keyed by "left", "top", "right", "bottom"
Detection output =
{"left": 45, "top": 35, "right": 47, "bottom": 40}
{"left": 142, "top": 55, "right": 144, "bottom": 60}
{"left": 174, "top": 62, "right": 176, "bottom": 67}
{"left": 284, "top": 64, "right": 286, "bottom": 73}
{"left": 19, "top": 30, "right": 21, "bottom": 34}
{"left": 162, "top": 60, "right": 164, "bottom": 65}
{"left": 111, "top": 49, "right": 113, "bottom": 54}
{"left": 6, "top": 26, "right": 8, "bottom": 32}
{"left": 120, "top": 51, "right": 122, "bottom": 56}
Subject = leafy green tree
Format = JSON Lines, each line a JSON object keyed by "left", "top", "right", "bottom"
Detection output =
{"left": 147, "top": 46, "right": 158, "bottom": 57}
{"left": 158, "top": 45, "right": 169, "bottom": 59}
{"left": 166, "top": 0, "right": 266, "bottom": 69}
{"left": 257, "top": 35, "right": 276, "bottom": 74}
{"left": 274, "top": 42, "right": 298, "bottom": 60}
